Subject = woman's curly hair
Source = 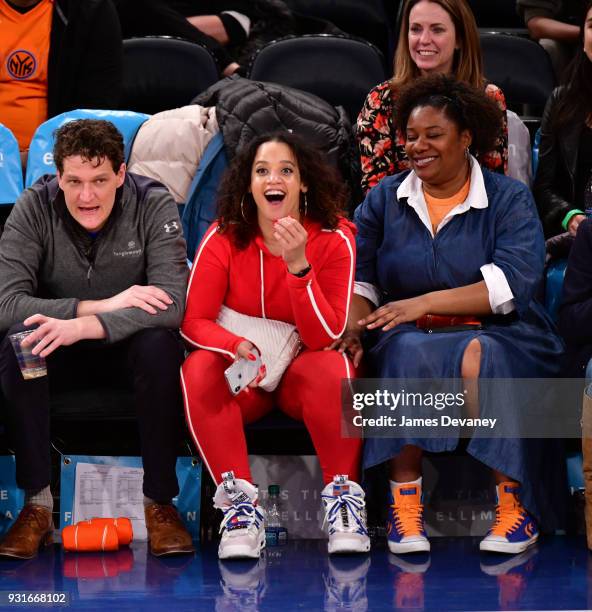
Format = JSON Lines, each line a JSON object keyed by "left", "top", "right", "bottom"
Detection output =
{"left": 217, "top": 131, "right": 348, "bottom": 249}
{"left": 394, "top": 74, "right": 503, "bottom": 157}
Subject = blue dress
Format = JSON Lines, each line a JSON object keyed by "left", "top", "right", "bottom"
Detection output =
{"left": 354, "top": 167, "right": 565, "bottom": 527}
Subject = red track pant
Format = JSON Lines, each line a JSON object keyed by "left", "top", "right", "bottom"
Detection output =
{"left": 181, "top": 349, "right": 362, "bottom": 485}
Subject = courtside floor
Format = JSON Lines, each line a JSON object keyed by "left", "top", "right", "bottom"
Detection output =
{"left": 0, "top": 536, "right": 586, "bottom": 611}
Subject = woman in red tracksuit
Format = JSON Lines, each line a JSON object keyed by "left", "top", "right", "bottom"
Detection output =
{"left": 181, "top": 131, "right": 369, "bottom": 560}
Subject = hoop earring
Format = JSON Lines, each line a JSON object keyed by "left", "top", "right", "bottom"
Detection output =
{"left": 240, "top": 196, "right": 248, "bottom": 223}
{"left": 465, "top": 147, "right": 470, "bottom": 161}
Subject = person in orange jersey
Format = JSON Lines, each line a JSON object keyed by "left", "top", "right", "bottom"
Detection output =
{"left": 0, "top": 0, "right": 122, "bottom": 155}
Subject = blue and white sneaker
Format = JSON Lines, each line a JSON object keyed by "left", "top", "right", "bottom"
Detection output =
{"left": 323, "top": 556, "right": 371, "bottom": 611}
{"left": 480, "top": 482, "right": 539, "bottom": 554}
{"left": 217, "top": 557, "right": 267, "bottom": 611}
{"left": 321, "top": 475, "right": 370, "bottom": 554}
{"left": 387, "top": 482, "right": 430, "bottom": 554}
{"left": 214, "top": 471, "right": 266, "bottom": 560}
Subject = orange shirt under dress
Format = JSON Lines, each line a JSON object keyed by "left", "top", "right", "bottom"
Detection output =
{"left": 0, "top": 0, "right": 53, "bottom": 150}
{"left": 423, "top": 177, "right": 471, "bottom": 235}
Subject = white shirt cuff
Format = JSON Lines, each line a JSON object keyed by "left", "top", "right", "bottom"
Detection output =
{"left": 480, "top": 263, "right": 515, "bottom": 314}
{"left": 354, "top": 281, "right": 380, "bottom": 307}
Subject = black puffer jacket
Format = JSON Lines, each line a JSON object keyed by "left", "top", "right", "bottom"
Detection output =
{"left": 194, "top": 75, "right": 361, "bottom": 206}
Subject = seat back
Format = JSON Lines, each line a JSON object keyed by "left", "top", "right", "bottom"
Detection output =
{"left": 122, "top": 37, "right": 219, "bottom": 115}
{"left": 480, "top": 34, "right": 555, "bottom": 111}
{"left": 25, "top": 109, "right": 149, "bottom": 187}
{"left": 282, "top": 0, "right": 395, "bottom": 61}
{"left": 507, "top": 110, "right": 532, "bottom": 187}
{"left": 545, "top": 259, "right": 567, "bottom": 323}
{"left": 248, "top": 35, "right": 388, "bottom": 123}
{"left": 532, "top": 127, "right": 542, "bottom": 176}
{"left": 181, "top": 132, "right": 228, "bottom": 261}
{"left": 0, "top": 124, "right": 23, "bottom": 206}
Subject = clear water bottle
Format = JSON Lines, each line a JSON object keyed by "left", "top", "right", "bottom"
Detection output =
{"left": 265, "top": 484, "right": 288, "bottom": 546}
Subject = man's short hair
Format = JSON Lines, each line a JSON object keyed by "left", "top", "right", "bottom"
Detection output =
{"left": 53, "top": 119, "right": 125, "bottom": 174}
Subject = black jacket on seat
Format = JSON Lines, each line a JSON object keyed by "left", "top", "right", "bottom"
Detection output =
{"left": 194, "top": 75, "right": 361, "bottom": 205}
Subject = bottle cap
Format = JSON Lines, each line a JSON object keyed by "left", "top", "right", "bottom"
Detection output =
{"left": 268, "top": 484, "right": 280, "bottom": 496}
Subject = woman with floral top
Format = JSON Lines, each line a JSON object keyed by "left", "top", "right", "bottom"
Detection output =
{"left": 357, "top": 0, "right": 508, "bottom": 194}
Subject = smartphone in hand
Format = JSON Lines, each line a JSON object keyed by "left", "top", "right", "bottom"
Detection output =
{"left": 224, "top": 352, "right": 263, "bottom": 395}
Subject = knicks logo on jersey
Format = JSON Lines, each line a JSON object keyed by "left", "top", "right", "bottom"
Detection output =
{"left": 7, "top": 49, "right": 37, "bottom": 80}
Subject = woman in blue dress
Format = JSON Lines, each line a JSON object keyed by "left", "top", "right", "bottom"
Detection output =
{"left": 337, "top": 74, "right": 564, "bottom": 556}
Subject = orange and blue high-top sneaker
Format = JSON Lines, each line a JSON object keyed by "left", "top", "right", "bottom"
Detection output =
{"left": 480, "top": 482, "right": 539, "bottom": 554}
{"left": 480, "top": 545, "right": 539, "bottom": 610}
{"left": 387, "top": 482, "right": 430, "bottom": 554}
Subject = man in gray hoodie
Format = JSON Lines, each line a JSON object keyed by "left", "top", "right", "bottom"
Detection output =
{"left": 0, "top": 119, "right": 193, "bottom": 558}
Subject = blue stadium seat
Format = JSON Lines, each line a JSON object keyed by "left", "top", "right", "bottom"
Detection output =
{"left": 0, "top": 123, "right": 23, "bottom": 206}
{"left": 181, "top": 132, "right": 228, "bottom": 262}
{"left": 248, "top": 34, "right": 388, "bottom": 123}
{"left": 545, "top": 258, "right": 567, "bottom": 323}
{"left": 25, "top": 109, "right": 149, "bottom": 187}
{"left": 532, "top": 127, "right": 542, "bottom": 176}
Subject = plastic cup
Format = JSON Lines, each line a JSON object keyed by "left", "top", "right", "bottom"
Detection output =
{"left": 9, "top": 330, "right": 47, "bottom": 380}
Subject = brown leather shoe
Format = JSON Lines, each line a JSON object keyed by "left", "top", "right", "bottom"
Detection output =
{"left": 145, "top": 503, "right": 195, "bottom": 557}
{"left": 0, "top": 505, "right": 53, "bottom": 560}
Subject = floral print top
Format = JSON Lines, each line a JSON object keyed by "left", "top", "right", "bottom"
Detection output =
{"left": 356, "top": 80, "right": 509, "bottom": 194}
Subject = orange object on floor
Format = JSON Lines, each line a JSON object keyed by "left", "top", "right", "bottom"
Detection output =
{"left": 63, "top": 548, "right": 134, "bottom": 578}
{"left": 81, "top": 517, "right": 133, "bottom": 546}
{"left": 62, "top": 523, "right": 119, "bottom": 552}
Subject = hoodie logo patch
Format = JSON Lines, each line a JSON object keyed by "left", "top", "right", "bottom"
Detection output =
{"left": 164, "top": 222, "right": 179, "bottom": 233}
{"left": 113, "top": 243, "right": 143, "bottom": 257}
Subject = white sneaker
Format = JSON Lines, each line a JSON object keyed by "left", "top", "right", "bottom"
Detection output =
{"left": 324, "top": 556, "right": 371, "bottom": 611}
{"left": 321, "top": 475, "right": 370, "bottom": 555}
{"left": 217, "top": 557, "right": 267, "bottom": 611}
{"left": 214, "top": 471, "right": 266, "bottom": 560}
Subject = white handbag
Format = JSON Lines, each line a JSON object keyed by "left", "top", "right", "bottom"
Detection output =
{"left": 216, "top": 305, "right": 302, "bottom": 392}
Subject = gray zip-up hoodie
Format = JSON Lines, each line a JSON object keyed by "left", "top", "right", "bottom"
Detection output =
{"left": 0, "top": 172, "right": 188, "bottom": 343}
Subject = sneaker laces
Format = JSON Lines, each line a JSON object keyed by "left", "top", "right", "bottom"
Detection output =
{"left": 322, "top": 493, "right": 367, "bottom": 534}
{"left": 390, "top": 501, "right": 424, "bottom": 537}
{"left": 489, "top": 503, "right": 526, "bottom": 537}
{"left": 220, "top": 502, "right": 262, "bottom": 536}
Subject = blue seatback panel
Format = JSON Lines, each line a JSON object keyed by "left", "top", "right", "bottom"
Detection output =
{"left": 532, "top": 127, "right": 541, "bottom": 176}
{"left": 182, "top": 133, "right": 228, "bottom": 262}
{"left": 0, "top": 123, "right": 24, "bottom": 206}
{"left": 25, "top": 109, "right": 150, "bottom": 187}
{"left": 545, "top": 258, "right": 567, "bottom": 323}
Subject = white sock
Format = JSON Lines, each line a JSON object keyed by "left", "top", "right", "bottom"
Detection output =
{"left": 25, "top": 486, "right": 53, "bottom": 511}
